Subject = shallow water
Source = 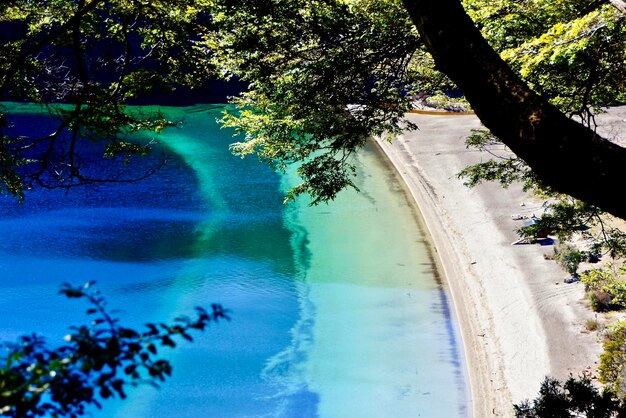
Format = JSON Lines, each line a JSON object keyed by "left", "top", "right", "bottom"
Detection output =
{"left": 0, "top": 103, "right": 470, "bottom": 417}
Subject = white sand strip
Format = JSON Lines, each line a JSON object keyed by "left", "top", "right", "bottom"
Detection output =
{"left": 374, "top": 109, "right": 626, "bottom": 417}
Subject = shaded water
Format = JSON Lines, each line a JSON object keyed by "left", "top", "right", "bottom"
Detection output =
{"left": 0, "top": 104, "right": 469, "bottom": 417}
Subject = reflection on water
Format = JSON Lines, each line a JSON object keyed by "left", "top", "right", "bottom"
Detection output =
{"left": 0, "top": 104, "right": 469, "bottom": 417}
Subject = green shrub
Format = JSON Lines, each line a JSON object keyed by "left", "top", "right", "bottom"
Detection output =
{"left": 604, "top": 282, "right": 626, "bottom": 308}
{"left": 599, "top": 321, "right": 626, "bottom": 395}
{"left": 554, "top": 243, "right": 583, "bottom": 276}
{"left": 581, "top": 268, "right": 616, "bottom": 292}
{"left": 514, "top": 375, "right": 626, "bottom": 417}
{"left": 582, "top": 265, "right": 626, "bottom": 311}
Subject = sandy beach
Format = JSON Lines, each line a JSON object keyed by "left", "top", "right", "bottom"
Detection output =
{"left": 375, "top": 108, "right": 626, "bottom": 417}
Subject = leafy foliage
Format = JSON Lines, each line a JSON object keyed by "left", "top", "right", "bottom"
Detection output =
{"left": 502, "top": 6, "right": 626, "bottom": 125}
{"left": 458, "top": 128, "right": 626, "bottom": 261}
{"left": 458, "top": 129, "right": 538, "bottom": 191}
{"left": 204, "top": 0, "right": 441, "bottom": 204}
{"left": 583, "top": 267, "right": 621, "bottom": 292}
{"left": 581, "top": 265, "right": 626, "bottom": 311}
{"left": 514, "top": 374, "right": 626, "bottom": 417}
{"left": 205, "top": 0, "right": 625, "bottom": 209}
{"left": 0, "top": 282, "right": 229, "bottom": 417}
{"left": 2, "top": 0, "right": 624, "bottom": 206}
{"left": 554, "top": 243, "right": 584, "bottom": 276}
{"left": 463, "top": 0, "right": 605, "bottom": 51}
{"left": 464, "top": 0, "right": 626, "bottom": 125}
{"left": 457, "top": 0, "right": 626, "bottom": 255}
{"left": 0, "top": 0, "right": 216, "bottom": 198}
{"left": 458, "top": 0, "right": 626, "bottom": 253}
{"left": 600, "top": 321, "right": 626, "bottom": 396}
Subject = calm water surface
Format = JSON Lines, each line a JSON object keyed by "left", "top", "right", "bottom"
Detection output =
{"left": 0, "top": 103, "right": 470, "bottom": 417}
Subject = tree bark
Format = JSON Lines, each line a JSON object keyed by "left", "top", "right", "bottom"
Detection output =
{"left": 610, "top": 0, "right": 626, "bottom": 13}
{"left": 402, "top": 0, "right": 626, "bottom": 220}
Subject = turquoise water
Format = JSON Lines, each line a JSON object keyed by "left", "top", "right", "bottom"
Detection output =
{"left": 0, "top": 104, "right": 469, "bottom": 417}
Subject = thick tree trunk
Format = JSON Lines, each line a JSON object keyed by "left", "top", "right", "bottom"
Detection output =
{"left": 402, "top": 0, "right": 626, "bottom": 220}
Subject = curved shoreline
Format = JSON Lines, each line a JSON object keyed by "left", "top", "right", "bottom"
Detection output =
{"left": 373, "top": 111, "right": 616, "bottom": 417}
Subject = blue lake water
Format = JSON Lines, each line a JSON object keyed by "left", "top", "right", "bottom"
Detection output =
{"left": 0, "top": 103, "right": 470, "bottom": 417}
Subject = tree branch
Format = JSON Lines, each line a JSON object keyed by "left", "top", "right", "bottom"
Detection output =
{"left": 0, "top": 0, "right": 105, "bottom": 94}
{"left": 402, "top": 0, "right": 626, "bottom": 220}
{"left": 609, "top": 0, "right": 626, "bottom": 13}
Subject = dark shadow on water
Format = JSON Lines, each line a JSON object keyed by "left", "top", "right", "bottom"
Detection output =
{"left": 432, "top": 288, "right": 471, "bottom": 417}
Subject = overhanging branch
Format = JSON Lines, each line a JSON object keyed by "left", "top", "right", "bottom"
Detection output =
{"left": 402, "top": 0, "right": 626, "bottom": 220}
